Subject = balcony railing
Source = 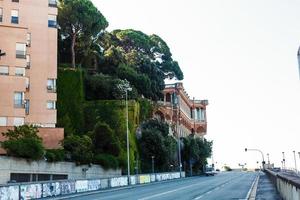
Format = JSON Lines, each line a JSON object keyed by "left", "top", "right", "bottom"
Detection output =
{"left": 48, "top": 20, "right": 57, "bottom": 28}
{"left": 16, "top": 51, "right": 26, "bottom": 59}
{"left": 48, "top": 0, "right": 57, "bottom": 7}
{"left": 11, "top": 17, "right": 19, "bottom": 24}
{"left": 47, "top": 86, "right": 56, "bottom": 93}
{"left": 14, "top": 100, "right": 24, "bottom": 108}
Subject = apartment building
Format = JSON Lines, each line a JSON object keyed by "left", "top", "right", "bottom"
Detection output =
{"left": 155, "top": 79, "right": 208, "bottom": 138}
{"left": 0, "top": 0, "right": 63, "bottom": 149}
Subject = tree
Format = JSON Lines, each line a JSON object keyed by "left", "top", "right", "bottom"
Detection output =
{"left": 139, "top": 119, "right": 177, "bottom": 172}
{"left": 92, "top": 122, "right": 121, "bottom": 156}
{"left": 58, "top": 0, "right": 108, "bottom": 68}
{"left": 63, "top": 135, "right": 93, "bottom": 165}
{"left": 0, "top": 125, "right": 45, "bottom": 160}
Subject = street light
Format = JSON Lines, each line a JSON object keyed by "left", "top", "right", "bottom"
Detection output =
{"left": 282, "top": 152, "right": 286, "bottom": 170}
{"left": 245, "top": 148, "right": 265, "bottom": 169}
{"left": 293, "top": 151, "right": 297, "bottom": 172}
{"left": 175, "top": 83, "right": 182, "bottom": 177}
{"left": 125, "top": 87, "right": 132, "bottom": 183}
{"left": 151, "top": 156, "right": 155, "bottom": 174}
{"left": 267, "top": 153, "right": 270, "bottom": 165}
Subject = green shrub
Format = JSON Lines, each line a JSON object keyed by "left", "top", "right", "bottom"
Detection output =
{"left": 45, "top": 149, "right": 65, "bottom": 162}
{"left": 57, "top": 68, "right": 85, "bottom": 135}
{"left": 63, "top": 135, "right": 93, "bottom": 165}
{"left": 1, "top": 125, "right": 45, "bottom": 160}
{"left": 94, "top": 154, "right": 119, "bottom": 169}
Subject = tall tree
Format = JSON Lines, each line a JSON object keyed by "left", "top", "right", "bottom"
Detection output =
{"left": 58, "top": 0, "right": 108, "bottom": 68}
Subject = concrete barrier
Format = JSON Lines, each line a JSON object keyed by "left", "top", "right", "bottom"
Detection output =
{"left": 0, "top": 171, "right": 185, "bottom": 199}
{"left": 265, "top": 169, "right": 300, "bottom": 200}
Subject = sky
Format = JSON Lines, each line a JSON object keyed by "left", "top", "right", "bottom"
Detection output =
{"left": 92, "top": 0, "right": 300, "bottom": 169}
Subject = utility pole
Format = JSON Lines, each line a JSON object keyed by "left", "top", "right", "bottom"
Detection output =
{"left": 293, "top": 151, "right": 297, "bottom": 172}
{"left": 282, "top": 152, "right": 286, "bottom": 170}
{"left": 151, "top": 156, "right": 155, "bottom": 174}
{"left": 176, "top": 83, "right": 182, "bottom": 177}
{"left": 125, "top": 87, "right": 132, "bottom": 184}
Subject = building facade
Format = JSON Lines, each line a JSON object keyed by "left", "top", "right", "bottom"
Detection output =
{"left": 155, "top": 80, "right": 208, "bottom": 138}
{"left": 0, "top": 0, "right": 63, "bottom": 149}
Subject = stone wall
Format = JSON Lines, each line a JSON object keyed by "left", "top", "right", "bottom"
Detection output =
{"left": 0, "top": 156, "right": 121, "bottom": 184}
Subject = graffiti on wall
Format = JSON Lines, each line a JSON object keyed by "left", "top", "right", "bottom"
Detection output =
{"left": 42, "top": 182, "right": 61, "bottom": 197}
{"left": 139, "top": 175, "right": 151, "bottom": 184}
{"left": 88, "top": 180, "right": 100, "bottom": 191}
{"left": 75, "top": 180, "right": 88, "bottom": 193}
{"left": 130, "top": 176, "right": 137, "bottom": 185}
{"left": 100, "top": 179, "right": 109, "bottom": 189}
{"left": 60, "top": 181, "right": 76, "bottom": 195}
{"left": 0, "top": 185, "right": 19, "bottom": 200}
{"left": 110, "top": 177, "right": 128, "bottom": 187}
{"left": 20, "top": 184, "right": 42, "bottom": 200}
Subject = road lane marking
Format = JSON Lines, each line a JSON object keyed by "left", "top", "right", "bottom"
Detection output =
{"left": 246, "top": 173, "right": 260, "bottom": 200}
{"left": 193, "top": 173, "right": 248, "bottom": 200}
{"left": 138, "top": 183, "right": 204, "bottom": 200}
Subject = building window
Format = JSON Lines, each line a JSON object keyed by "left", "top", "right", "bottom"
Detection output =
{"left": 0, "top": 8, "right": 3, "bottom": 23}
{"left": 48, "top": 15, "right": 57, "bottom": 28}
{"left": 16, "top": 43, "right": 26, "bottom": 59}
{"left": 25, "top": 99, "right": 29, "bottom": 115}
{"left": 11, "top": 10, "right": 19, "bottom": 24}
{"left": 26, "top": 55, "right": 30, "bottom": 68}
{"left": 12, "top": 0, "right": 19, "bottom": 2}
{"left": 26, "top": 33, "right": 31, "bottom": 47}
{"left": 0, "top": 117, "right": 7, "bottom": 126}
{"left": 0, "top": 66, "right": 9, "bottom": 75}
{"left": 15, "top": 67, "right": 25, "bottom": 76}
{"left": 48, "top": 0, "right": 57, "bottom": 7}
{"left": 13, "top": 118, "right": 24, "bottom": 126}
{"left": 14, "top": 92, "right": 24, "bottom": 108}
{"left": 47, "top": 101, "right": 56, "bottom": 110}
{"left": 47, "top": 79, "right": 56, "bottom": 92}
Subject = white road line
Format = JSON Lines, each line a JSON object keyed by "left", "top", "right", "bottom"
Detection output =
{"left": 138, "top": 182, "right": 203, "bottom": 200}
{"left": 246, "top": 173, "right": 260, "bottom": 200}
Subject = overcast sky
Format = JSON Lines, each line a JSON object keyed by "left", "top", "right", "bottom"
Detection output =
{"left": 92, "top": 0, "right": 300, "bottom": 169}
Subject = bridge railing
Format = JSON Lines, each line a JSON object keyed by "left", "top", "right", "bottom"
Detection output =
{"left": 0, "top": 171, "right": 185, "bottom": 200}
{"left": 265, "top": 169, "right": 300, "bottom": 200}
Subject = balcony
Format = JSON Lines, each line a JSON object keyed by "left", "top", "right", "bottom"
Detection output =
{"left": 14, "top": 100, "right": 25, "bottom": 109}
{"left": 48, "top": 0, "right": 57, "bottom": 7}
{"left": 11, "top": 17, "right": 19, "bottom": 24}
{"left": 48, "top": 20, "right": 57, "bottom": 28}
{"left": 16, "top": 51, "right": 26, "bottom": 59}
{"left": 47, "top": 86, "right": 56, "bottom": 93}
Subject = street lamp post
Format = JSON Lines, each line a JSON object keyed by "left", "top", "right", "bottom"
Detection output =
{"left": 151, "top": 156, "right": 155, "bottom": 174}
{"left": 125, "top": 87, "right": 132, "bottom": 184}
{"left": 293, "top": 151, "right": 297, "bottom": 172}
{"left": 175, "top": 84, "right": 182, "bottom": 177}
{"left": 282, "top": 152, "right": 286, "bottom": 170}
{"left": 267, "top": 153, "right": 270, "bottom": 165}
{"left": 245, "top": 148, "right": 265, "bottom": 169}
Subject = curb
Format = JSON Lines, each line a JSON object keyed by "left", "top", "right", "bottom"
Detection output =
{"left": 246, "top": 173, "right": 260, "bottom": 200}
{"left": 51, "top": 177, "right": 194, "bottom": 200}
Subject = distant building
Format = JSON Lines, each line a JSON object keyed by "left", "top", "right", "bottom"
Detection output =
{"left": 154, "top": 77, "right": 208, "bottom": 138}
{"left": 0, "top": 0, "right": 63, "bottom": 151}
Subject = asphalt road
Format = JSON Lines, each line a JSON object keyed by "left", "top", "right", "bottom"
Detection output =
{"left": 67, "top": 172, "right": 258, "bottom": 200}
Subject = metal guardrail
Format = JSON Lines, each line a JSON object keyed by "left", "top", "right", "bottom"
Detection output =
{"left": 0, "top": 172, "right": 185, "bottom": 200}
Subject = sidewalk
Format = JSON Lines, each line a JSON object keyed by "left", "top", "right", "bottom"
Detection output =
{"left": 255, "top": 172, "right": 282, "bottom": 200}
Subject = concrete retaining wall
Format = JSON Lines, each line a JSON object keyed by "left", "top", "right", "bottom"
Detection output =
{"left": 0, "top": 172, "right": 185, "bottom": 200}
{"left": 0, "top": 156, "right": 121, "bottom": 184}
{"left": 265, "top": 169, "right": 300, "bottom": 200}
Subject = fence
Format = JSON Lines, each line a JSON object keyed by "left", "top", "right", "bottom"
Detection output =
{"left": 0, "top": 172, "right": 185, "bottom": 200}
{"left": 265, "top": 169, "right": 300, "bottom": 200}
